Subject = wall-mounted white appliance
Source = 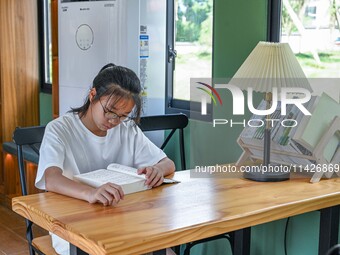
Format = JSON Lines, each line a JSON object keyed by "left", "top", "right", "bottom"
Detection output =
{"left": 58, "top": 0, "right": 167, "bottom": 121}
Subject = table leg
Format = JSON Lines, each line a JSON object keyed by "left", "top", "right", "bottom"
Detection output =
{"left": 318, "top": 205, "right": 340, "bottom": 255}
{"left": 70, "top": 244, "right": 88, "bottom": 255}
{"left": 233, "top": 227, "right": 251, "bottom": 255}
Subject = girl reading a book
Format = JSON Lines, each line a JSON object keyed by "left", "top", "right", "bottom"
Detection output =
{"left": 35, "top": 63, "right": 175, "bottom": 255}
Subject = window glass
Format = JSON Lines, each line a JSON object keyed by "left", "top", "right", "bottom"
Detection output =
{"left": 281, "top": 0, "right": 340, "bottom": 78}
{"left": 39, "top": 0, "right": 52, "bottom": 92}
{"left": 44, "top": 0, "right": 52, "bottom": 84}
{"left": 173, "top": 0, "right": 213, "bottom": 101}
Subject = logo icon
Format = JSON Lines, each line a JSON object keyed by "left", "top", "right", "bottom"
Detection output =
{"left": 196, "top": 82, "right": 223, "bottom": 115}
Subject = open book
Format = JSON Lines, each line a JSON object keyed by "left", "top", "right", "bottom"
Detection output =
{"left": 74, "top": 163, "right": 179, "bottom": 195}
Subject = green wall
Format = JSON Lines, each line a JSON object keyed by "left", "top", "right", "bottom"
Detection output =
{"left": 180, "top": 0, "right": 266, "bottom": 168}
{"left": 39, "top": 92, "right": 53, "bottom": 125}
{"left": 188, "top": 0, "right": 267, "bottom": 166}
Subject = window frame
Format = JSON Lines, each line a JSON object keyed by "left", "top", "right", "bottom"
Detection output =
{"left": 267, "top": 0, "right": 282, "bottom": 42}
{"left": 165, "top": 0, "right": 214, "bottom": 121}
{"left": 37, "top": 0, "right": 52, "bottom": 94}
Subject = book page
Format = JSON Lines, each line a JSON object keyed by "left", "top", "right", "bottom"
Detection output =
{"left": 107, "top": 163, "right": 180, "bottom": 183}
{"left": 107, "top": 163, "right": 144, "bottom": 178}
{"left": 76, "top": 169, "right": 144, "bottom": 185}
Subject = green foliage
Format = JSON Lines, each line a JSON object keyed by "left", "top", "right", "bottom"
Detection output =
{"left": 282, "top": 0, "right": 306, "bottom": 35}
{"left": 297, "top": 51, "right": 340, "bottom": 64}
{"left": 282, "top": 0, "right": 340, "bottom": 34}
{"left": 330, "top": 0, "right": 340, "bottom": 31}
{"left": 199, "top": 13, "right": 212, "bottom": 47}
{"left": 296, "top": 51, "right": 340, "bottom": 77}
{"left": 176, "top": 0, "right": 212, "bottom": 43}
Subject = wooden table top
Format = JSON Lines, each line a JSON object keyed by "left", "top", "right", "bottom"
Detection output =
{"left": 12, "top": 170, "right": 340, "bottom": 255}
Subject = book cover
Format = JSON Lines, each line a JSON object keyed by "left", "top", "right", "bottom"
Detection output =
{"left": 292, "top": 96, "right": 319, "bottom": 148}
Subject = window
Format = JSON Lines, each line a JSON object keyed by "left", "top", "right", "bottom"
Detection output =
{"left": 38, "top": 0, "right": 52, "bottom": 93}
{"left": 166, "top": 0, "right": 214, "bottom": 117}
{"left": 281, "top": 0, "right": 340, "bottom": 78}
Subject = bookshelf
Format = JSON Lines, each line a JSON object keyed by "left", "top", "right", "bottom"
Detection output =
{"left": 236, "top": 94, "right": 340, "bottom": 183}
{"left": 310, "top": 116, "right": 340, "bottom": 182}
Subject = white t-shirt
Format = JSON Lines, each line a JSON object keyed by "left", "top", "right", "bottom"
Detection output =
{"left": 36, "top": 112, "right": 166, "bottom": 189}
{"left": 35, "top": 112, "right": 166, "bottom": 254}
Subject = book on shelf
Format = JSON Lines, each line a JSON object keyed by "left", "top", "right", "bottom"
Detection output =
{"left": 237, "top": 96, "right": 319, "bottom": 166}
{"left": 292, "top": 92, "right": 340, "bottom": 162}
{"left": 74, "top": 163, "right": 179, "bottom": 195}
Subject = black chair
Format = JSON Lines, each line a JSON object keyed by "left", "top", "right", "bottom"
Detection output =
{"left": 13, "top": 126, "right": 56, "bottom": 255}
{"left": 327, "top": 244, "right": 340, "bottom": 255}
{"left": 139, "top": 114, "right": 233, "bottom": 255}
{"left": 139, "top": 113, "right": 189, "bottom": 170}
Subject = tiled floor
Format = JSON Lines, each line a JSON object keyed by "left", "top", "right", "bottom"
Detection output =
{"left": 0, "top": 204, "right": 47, "bottom": 255}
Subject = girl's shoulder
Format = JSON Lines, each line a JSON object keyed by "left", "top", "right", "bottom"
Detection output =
{"left": 46, "top": 113, "right": 79, "bottom": 134}
{"left": 107, "top": 121, "right": 141, "bottom": 140}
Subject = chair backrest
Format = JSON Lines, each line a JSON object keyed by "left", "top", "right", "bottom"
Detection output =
{"left": 12, "top": 126, "right": 46, "bottom": 255}
{"left": 327, "top": 244, "right": 340, "bottom": 255}
{"left": 138, "top": 113, "right": 189, "bottom": 170}
{"left": 12, "top": 126, "right": 46, "bottom": 196}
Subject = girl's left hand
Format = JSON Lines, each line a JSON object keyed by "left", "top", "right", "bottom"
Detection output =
{"left": 137, "top": 166, "right": 164, "bottom": 188}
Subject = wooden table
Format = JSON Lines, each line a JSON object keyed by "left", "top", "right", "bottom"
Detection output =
{"left": 12, "top": 170, "right": 340, "bottom": 255}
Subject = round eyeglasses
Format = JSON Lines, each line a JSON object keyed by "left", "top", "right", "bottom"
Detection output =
{"left": 99, "top": 99, "right": 133, "bottom": 123}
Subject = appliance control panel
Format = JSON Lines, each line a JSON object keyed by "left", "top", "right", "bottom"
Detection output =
{"left": 75, "top": 24, "right": 94, "bottom": 50}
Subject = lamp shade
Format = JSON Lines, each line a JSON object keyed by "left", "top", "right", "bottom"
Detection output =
{"left": 229, "top": 41, "right": 312, "bottom": 93}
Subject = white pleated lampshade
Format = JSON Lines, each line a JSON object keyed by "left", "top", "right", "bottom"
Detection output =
{"left": 229, "top": 41, "right": 313, "bottom": 93}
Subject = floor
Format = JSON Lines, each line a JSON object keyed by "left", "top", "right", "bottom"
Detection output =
{"left": 0, "top": 202, "right": 47, "bottom": 255}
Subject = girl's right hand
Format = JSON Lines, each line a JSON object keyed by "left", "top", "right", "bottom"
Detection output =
{"left": 87, "top": 183, "right": 124, "bottom": 206}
